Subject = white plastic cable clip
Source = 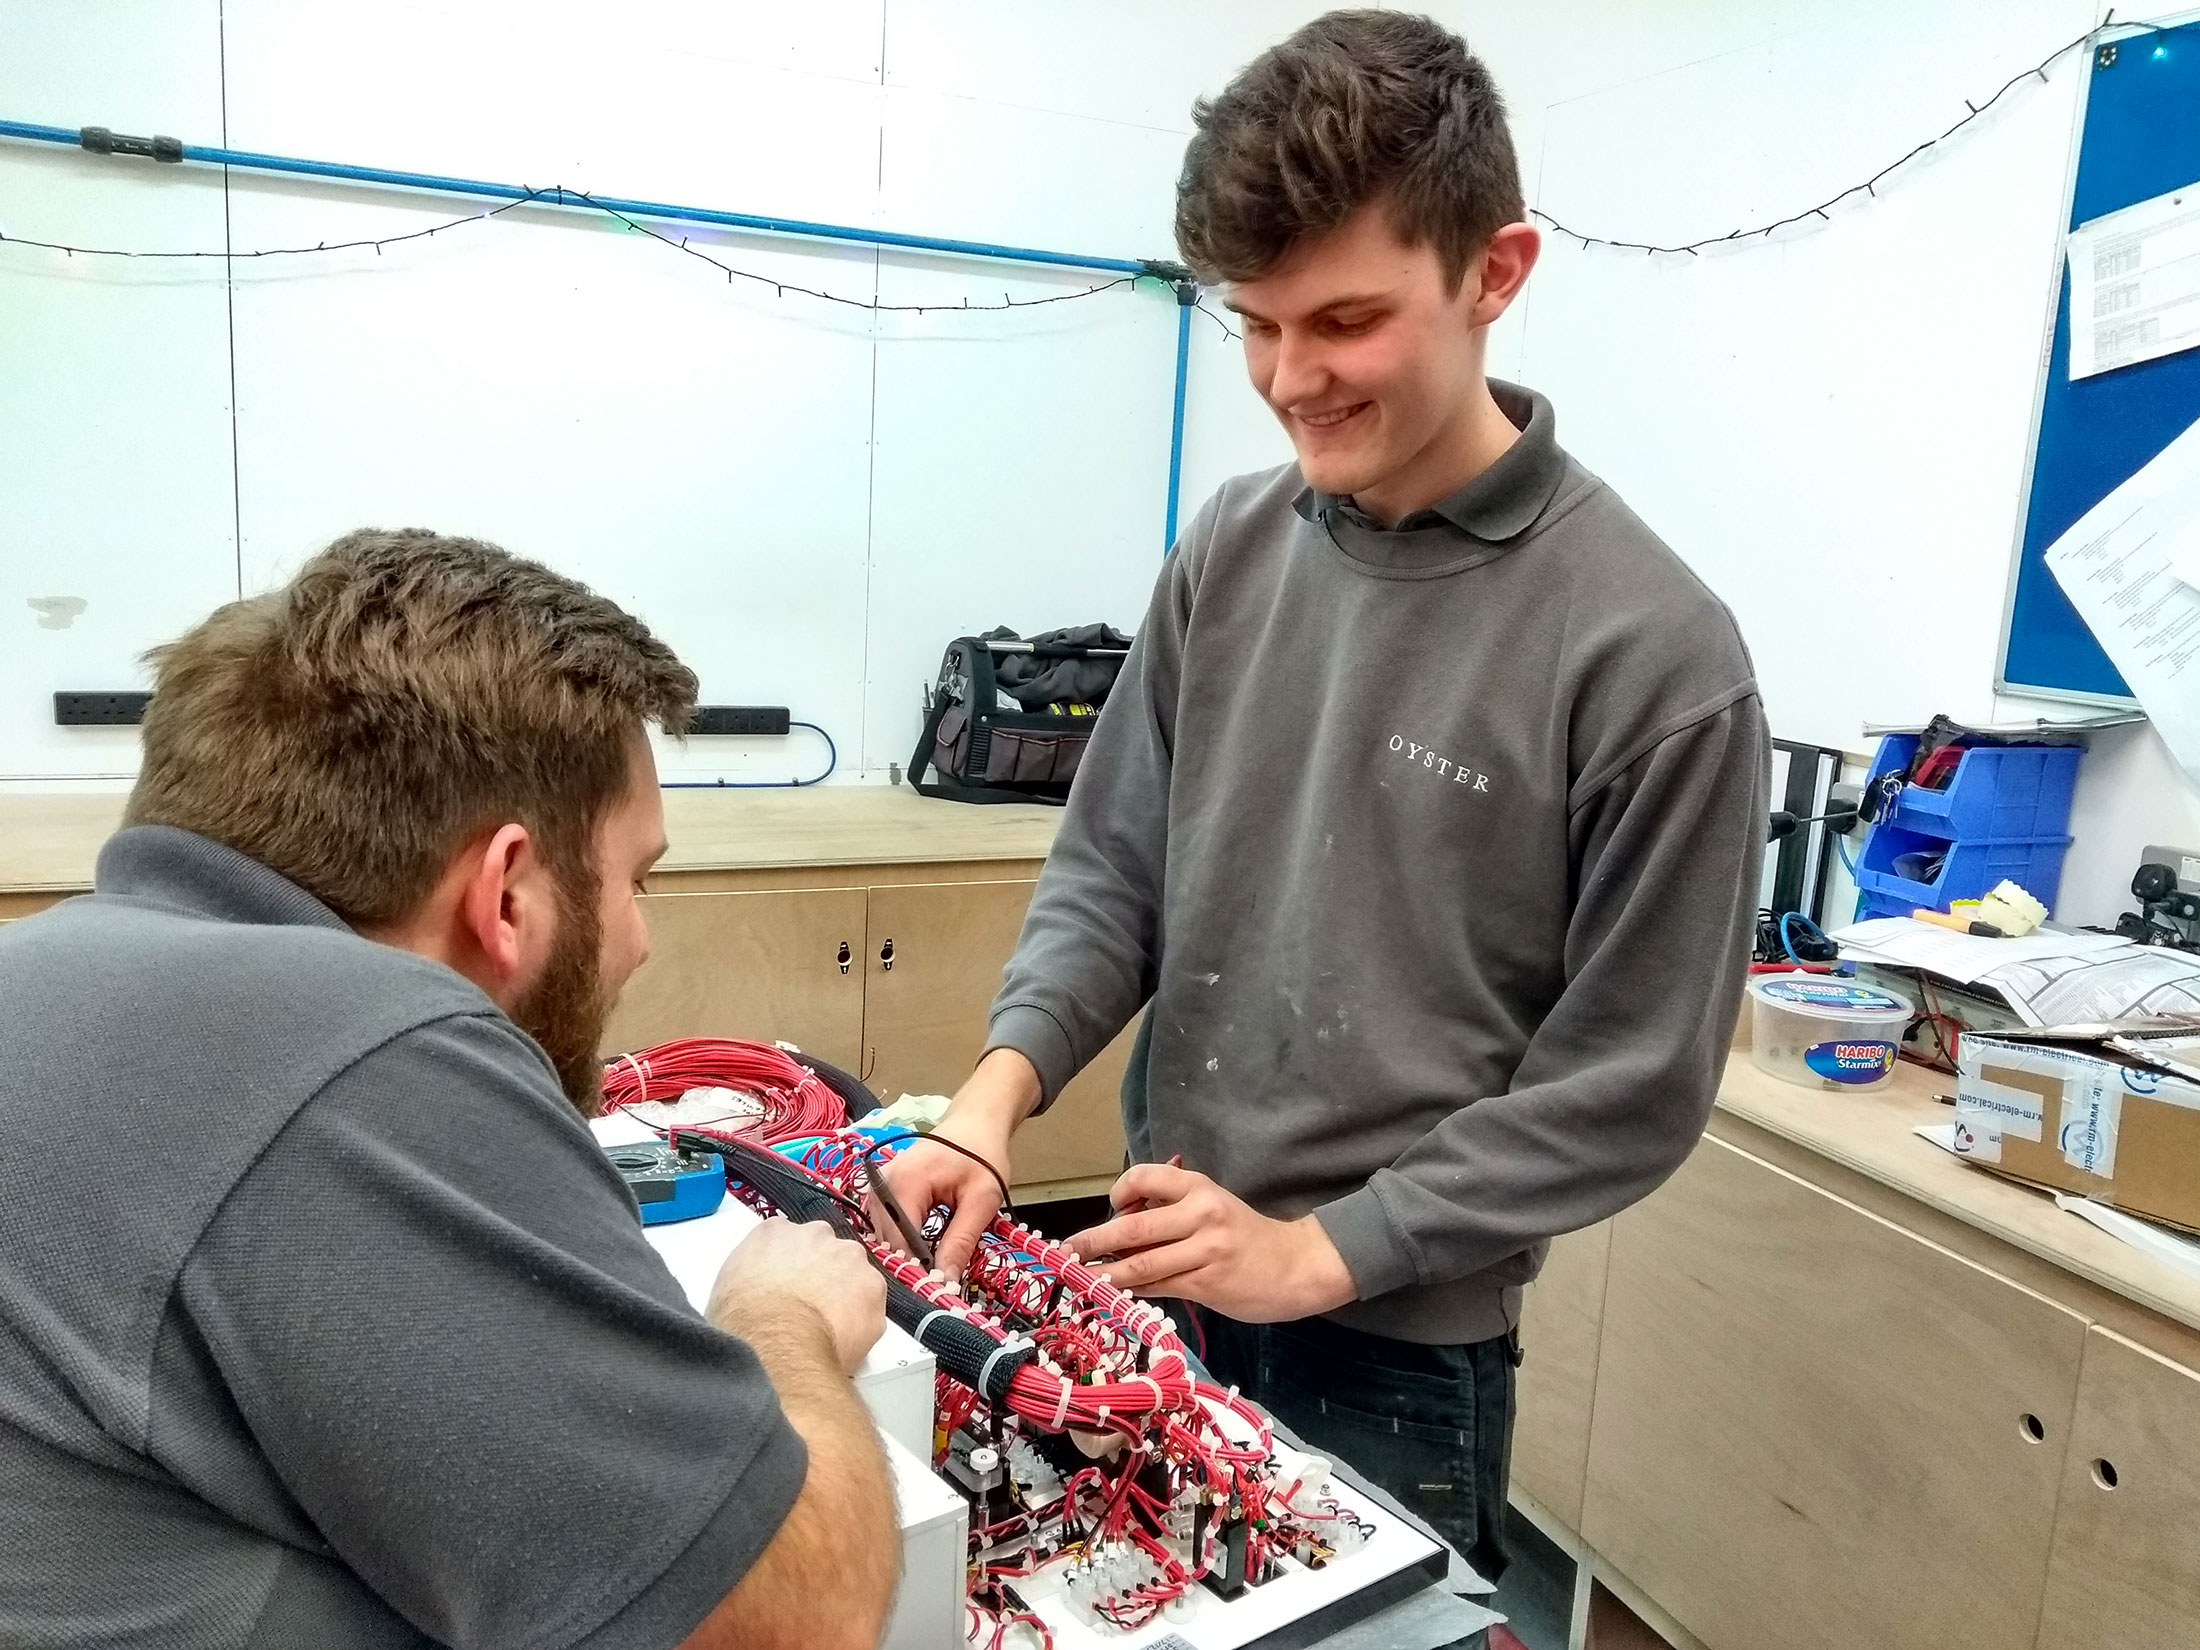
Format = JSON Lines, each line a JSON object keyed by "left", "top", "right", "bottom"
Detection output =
{"left": 913, "top": 1308, "right": 954, "bottom": 1344}
{"left": 1132, "top": 1374, "right": 1165, "bottom": 1411}
{"left": 1051, "top": 1375, "right": 1074, "bottom": 1430}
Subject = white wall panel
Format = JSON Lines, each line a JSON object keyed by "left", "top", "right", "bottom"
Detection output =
{"left": 863, "top": 257, "right": 1173, "bottom": 772}
{"left": 4, "top": 0, "right": 2190, "bottom": 873}
{"left": 1510, "top": 0, "right": 2090, "bottom": 751}
{"left": 0, "top": 0, "right": 237, "bottom": 781}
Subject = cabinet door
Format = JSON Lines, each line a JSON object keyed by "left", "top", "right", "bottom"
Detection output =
{"left": 2035, "top": 1327, "right": 2200, "bottom": 1648}
{"left": 1581, "top": 1136, "right": 2086, "bottom": 1650}
{"left": 1511, "top": 1221, "right": 1612, "bottom": 1533}
{"left": 599, "top": 887, "right": 868, "bottom": 1069}
{"left": 862, "top": 879, "right": 1129, "bottom": 1193}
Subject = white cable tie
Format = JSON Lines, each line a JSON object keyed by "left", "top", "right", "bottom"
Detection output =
{"left": 977, "top": 1336, "right": 1034, "bottom": 1395}
{"left": 1133, "top": 1374, "right": 1164, "bottom": 1410}
{"left": 1051, "top": 1376, "right": 1074, "bottom": 1430}
{"left": 914, "top": 1308, "right": 954, "bottom": 1344}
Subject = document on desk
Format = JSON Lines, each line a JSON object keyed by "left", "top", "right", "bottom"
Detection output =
{"left": 2052, "top": 1193, "right": 2200, "bottom": 1284}
{"left": 2042, "top": 411, "right": 2200, "bottom": 782}
{"left": 1828, "top": 918, "right": 2200, "bottom": 1026}
{"left": 2066, "top": 179, "right": 2200, "bottom": 380}
{"left": 1830, "top": 917, "right": 2128, "bottom": 984}
{"left": 1980, "top": 947, "right": 2200, "bottom": 1027}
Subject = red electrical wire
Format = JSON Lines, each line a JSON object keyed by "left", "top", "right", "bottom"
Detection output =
{"left": 600, "top": 1037, "right": 847, "bottom": 1145}
{"left": 709, "top": 1122, "right": 1357, "bottom": 1623}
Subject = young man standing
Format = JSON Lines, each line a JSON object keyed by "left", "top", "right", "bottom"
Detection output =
{"left": 887, "top": 11, "right": 1769, "bottom": 1582}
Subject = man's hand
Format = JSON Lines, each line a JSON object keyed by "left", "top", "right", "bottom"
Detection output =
{"left": 877, "top": 1047, "right": 1039, "bottom": 1281}
{"left": 684, "top": 1219, "right": 894, "bottom": 1650}
{"left": 706, "top": 1216, "right": 886, "bottom": 1375}
{"left": 1067, "top": 1162, "right": 1357, "bottom": 1323}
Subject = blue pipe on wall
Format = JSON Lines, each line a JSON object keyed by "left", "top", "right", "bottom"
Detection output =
{"left": 1, "top": 115, "right": 1208, "bottom": 554}
{"left": 1164, "top": 288, "right": 1194, "bottom": 552}
{"left": 0, "top": 118, "right": 1146, "bottom": 274}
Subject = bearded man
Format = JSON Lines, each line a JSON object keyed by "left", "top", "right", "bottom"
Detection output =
{"left": 0, "top": 530, "right": 894, "bottom": 1650}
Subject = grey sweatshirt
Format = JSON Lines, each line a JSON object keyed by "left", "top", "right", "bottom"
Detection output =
{"left": 988, "top": 383, "right": 1770, "bottom": 1344}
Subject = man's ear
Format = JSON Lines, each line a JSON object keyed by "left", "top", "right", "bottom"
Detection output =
{"left": 1470, "top": 221, "right": 1541, "bottom": 327}
{"left": 455, "top": 822, "right": 553, "bottom": 987}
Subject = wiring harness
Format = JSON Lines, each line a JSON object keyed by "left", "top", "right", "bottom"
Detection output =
{"left": 600, "top": 1040, "right": 1375, "bottom": 1645}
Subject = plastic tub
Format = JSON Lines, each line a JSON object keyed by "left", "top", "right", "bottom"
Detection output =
{"left": 1748, "top": 975, "right": 1913, "bottom": 1091}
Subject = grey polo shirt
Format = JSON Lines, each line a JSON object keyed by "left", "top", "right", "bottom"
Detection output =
{"left": 0, "top": 826, "right": 805, "bottom": 1649}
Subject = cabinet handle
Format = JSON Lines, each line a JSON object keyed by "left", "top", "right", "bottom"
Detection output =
{"left": 837, "top": 941, "right": 851, "bottom": 975}
{"left": 2091, "top": 1457, "right": 2120, "bottom": 1490}
{"left": 879, "top": 937, "right": 895, "bottom": 971}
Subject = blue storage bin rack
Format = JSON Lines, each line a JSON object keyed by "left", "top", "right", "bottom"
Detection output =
{"left": 1851, "top": 734, "right": 2082, "bottom": 921}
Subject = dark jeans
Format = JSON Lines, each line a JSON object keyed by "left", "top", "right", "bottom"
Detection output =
{"left": 1187, "top": 1305, "right": 1519, "bottom": 1587}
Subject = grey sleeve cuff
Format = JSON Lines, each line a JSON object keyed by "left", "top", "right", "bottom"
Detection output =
{"left": 1313, "top": 1180, "right": 1420, "bottom": 1304}
{"left": 985, "top": 1003, "right": 1078, "bottom": 1115}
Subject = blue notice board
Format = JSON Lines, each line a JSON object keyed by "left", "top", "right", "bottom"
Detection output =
{"left": 2003, "top": 19, "right": 2200, "bottom": 703}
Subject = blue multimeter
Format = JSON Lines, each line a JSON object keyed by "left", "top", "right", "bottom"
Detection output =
{"left": 605, "top": 1140, "right": 727, "bottom": 1225}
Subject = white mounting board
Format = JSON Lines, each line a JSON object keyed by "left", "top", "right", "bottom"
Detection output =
{"left": 1003, "top": 1485, "right": 1446, "bottom": 1650}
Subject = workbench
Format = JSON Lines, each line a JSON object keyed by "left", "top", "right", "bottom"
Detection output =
{"left": 13, "top": 790, "right": 2199, "bottom": 1647}
{"left": 1513, "top": 1051, "right": 2200, "bottom": 1650}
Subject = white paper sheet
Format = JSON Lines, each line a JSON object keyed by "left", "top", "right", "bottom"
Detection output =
{"left": 2066, "top": 178, "right": 2200, "bottom": 380}
{"left": 2042, "top": 413, "right": 2200, "bottom": 781}
{"left": 1829, "top": 916, "right": 2128, "bottom": 985}
{"left": 2052, "top": 1193, "right": 2200, "bottom": 1283}
{"left": 1979, "top": 946, "right": 2200, "bottom": 1027}
{"left": 1915, "top": 1121, "right": 1958, "bottom": 1154}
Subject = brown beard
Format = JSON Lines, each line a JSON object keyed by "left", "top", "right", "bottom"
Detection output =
{"left": 511, "top": 868, "right": 613, "bottom": 1117}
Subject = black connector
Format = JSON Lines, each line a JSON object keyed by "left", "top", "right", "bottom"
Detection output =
{"left": 54, "top": 691, "right": 153, "bottom": 726}
{"left": 79, "top": 126, "right": 184, "bottom": 163}
{"left": 1200, "top": 1514, "right": 1251, "bottom": 1599}
{"left": 689, "top": 705, "right": 791, "bottom": 736}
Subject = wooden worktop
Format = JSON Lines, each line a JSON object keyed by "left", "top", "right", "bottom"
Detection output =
{"left": 1713, "top": 1054, "right": 2200, "bottom": 1340}
{"left": 0, "top": 784, "right": 1066, "bottom": 894}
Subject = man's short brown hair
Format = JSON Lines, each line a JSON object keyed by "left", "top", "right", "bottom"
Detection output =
{"left": 126, "top": 528, "right": 696, "bottom": 928}
{"left": 1175, "top": 10, "right": 1524, "bottom": 289}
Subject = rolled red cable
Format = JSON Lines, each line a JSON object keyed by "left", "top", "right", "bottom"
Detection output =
{"left": 600, "top": 1037, "right": 846, "bottom": 1144}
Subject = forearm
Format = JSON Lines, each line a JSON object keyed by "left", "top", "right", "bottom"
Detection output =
{"left": 685, "top": 1299, "right": 895, "bottom": 1650}
{"left": 950, "top": 1047, "right": 1045, "bottom": 1133}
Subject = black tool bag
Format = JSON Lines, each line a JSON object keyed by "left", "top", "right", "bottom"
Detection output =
{"left": 907, "top": 624, "right": 1132, "bottom": 805}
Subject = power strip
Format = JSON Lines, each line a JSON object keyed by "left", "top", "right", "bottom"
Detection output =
{"left": 689, "top": 705, "right": 791, "bottom": 736}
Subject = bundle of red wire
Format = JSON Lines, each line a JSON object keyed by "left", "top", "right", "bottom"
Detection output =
{"left": 599, "top": 1038, "right": 847, "bottom": 1145}
{"left": 719, "top": 1129, "right": 1364, "bottom": 1636}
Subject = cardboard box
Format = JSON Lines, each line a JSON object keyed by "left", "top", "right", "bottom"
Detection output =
{"left": 1953, "top": 1025, "right": 2200, "bottom": 1235}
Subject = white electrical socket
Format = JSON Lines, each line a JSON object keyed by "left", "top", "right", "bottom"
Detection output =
{"left": 2143, "top": 845, "right": 2200, "bottom": 896}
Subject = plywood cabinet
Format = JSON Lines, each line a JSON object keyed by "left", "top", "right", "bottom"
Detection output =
{"left": 1512, "top": 1221, "right": 1611, "bottom": 1533}
{"left": 598, "top": 874, "right": 1128, "bottom": 1198}
{"left": 1581, "top": 1136, "right": 2088, "bottom": 1650}
{"left": 2034, "top": 1327, "right": 2200, "bottom": 1648}
{"left": 862, "top": 879, "right": 1129, "bottom": 1191}
{"left": 600, "top": 887, "right": 869, "bottom": 1069}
